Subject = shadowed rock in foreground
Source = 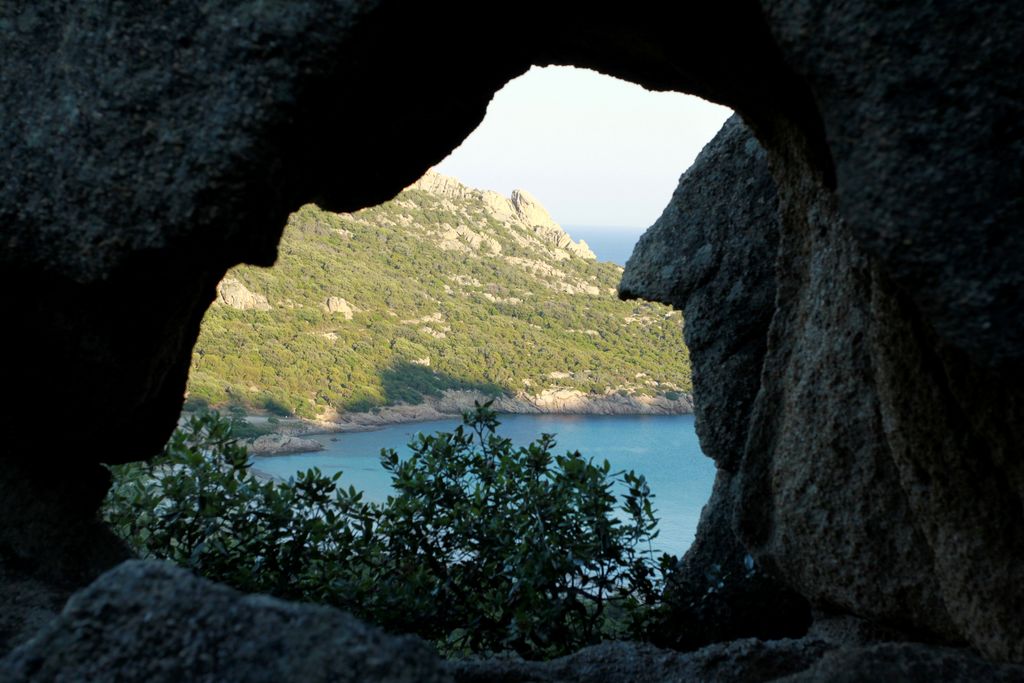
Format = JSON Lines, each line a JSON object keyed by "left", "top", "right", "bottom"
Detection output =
{"left": 0, "top": 561, "right": 450, "bottom": 683}
{"left": 4, "top": 562, "right": 1023, "bottom": 683}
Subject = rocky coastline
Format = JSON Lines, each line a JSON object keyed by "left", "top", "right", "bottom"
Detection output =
{"left": 238, "top": 389, "right": 694, "bottom": 455}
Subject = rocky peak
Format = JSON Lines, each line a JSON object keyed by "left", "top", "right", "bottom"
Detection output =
{"left": 510, "top": 188, "right": 558, "bottom": 232}
{"left": 408, "top": 171, "right": 595, "bottom": 260}
{"left": 407, "top": 169, "right": 470, "bottom": 200}
{"left": 511, "top": 187, "right": 596, "bottom": 260}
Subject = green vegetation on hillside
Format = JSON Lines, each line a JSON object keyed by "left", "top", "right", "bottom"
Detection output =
{"left": 187, "top": 178, "right": 690, "bottom": 418}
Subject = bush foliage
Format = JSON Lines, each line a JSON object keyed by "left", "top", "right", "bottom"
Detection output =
{"left": 104, "top": 407, "right": 676, "bottom": 659}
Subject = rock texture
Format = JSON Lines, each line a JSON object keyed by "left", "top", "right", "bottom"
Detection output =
{"left": 324, "top": 296, "right": 357, "bottom": 319}
{"left": 753, "top": 3, "right": 1024, "bottom": 662}
{"left": 215, "top": 278, "right": 271, "bottom": 311}
{"left": 452, "top": 636, "right": 1024, "bottom": 683}
{"left": 623, "top": 34, "right": 1023, "bottom": 669}
{"left": 776, "top": 643, "right": 1024, "bottom": 683}
{"left": 411, "top": 170, "right": 595, "bottom": 259}
{"left": 0, "top": 563, "right": 73, "bottom": 654}
{"left": 451, "top": 638, "right": 836, "bottom": 683}
{"left": 621, "top": 116, "right": 810, "bottom": 650}
{"left": 0, "top": 560, "right": 449, "bottom": 683}
{"left": 247, "top": 433, "right": 325, "bottom": 456}
{"left": 8, "top": 561, "right": 1023, "bottom": 683}
{"left": 0, "top": 460, "right": 131, "bottom": 655}
{"left": 3, "top": 0, "right": 1024, "bottom": 677}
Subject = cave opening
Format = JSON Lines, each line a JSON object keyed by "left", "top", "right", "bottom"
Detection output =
{"left": 176, "top": 65, "right": 731, "bottom": 558}
{"left": 85, "top": 65, "right": 752, "bottom": 660}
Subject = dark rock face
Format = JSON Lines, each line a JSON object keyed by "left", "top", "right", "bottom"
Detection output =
{"left": 0, "top": 459, "right": 131, "bottom": 653}
{"left": 621, "top": 3, "right": 1024, "bottom": 660}
{"left": 6, "top": 563, "right": 1022, "bottom": 683}
{"left": 763, "top": 1, "right": 1024, "bottom": 370}
{"left": 3, "top": 0, "right": 1023, "bottom": 676}
{"left": 452, "top": 638, "right": 1024, "bottom": 683}
{"left": 777, "top": 643, "right": 1024, "bottom": 683}
{"left": 624, "top": 113, "right": 1023, "bottom": 661}
{"left": 621, "top": 116, "right": 811, "bottom": 649}
{"left": 0, "top": 1, "right": 532, "bottom": 463}
{"left": 622, "top": 116, "right": 780, "bottom": 474}
{"left": 451, "top": 638, "right": 836, "bottom": 683}
{"left": 0, "top": 561, "right": 450, "bottom": 683}
{"left": 757, "top": 2, "right": 1024, "bottom": 659}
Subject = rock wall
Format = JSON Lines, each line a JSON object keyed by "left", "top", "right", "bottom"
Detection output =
{"left": 623, "top": 21, "right": 1024, "bottom": 663}
{"left": 6, "top": 561, "right": 1024, "bottom": 682}
{"left": 751, "top": 3, "right": 1024, "bottom": 661}
{"left": 2, "top": 0, "right": 1022, "bottom": 675}
{"left": 621, "top": 116, "right": 811, "bottom": 650}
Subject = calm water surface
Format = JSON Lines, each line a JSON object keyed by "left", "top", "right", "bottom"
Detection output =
{"left": 564, "top": 225, "right": 647, "bottom": 266}
{"left": 252, "top": 414, "right": 715, "bottom": 557}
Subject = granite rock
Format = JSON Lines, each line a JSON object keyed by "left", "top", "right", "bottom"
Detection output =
{"left": 0, "top": 560, "right": 450, "bottom": 683}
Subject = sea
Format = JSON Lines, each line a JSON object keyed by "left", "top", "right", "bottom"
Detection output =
{"left": 564, "top": 225, "right": 648, "bottom": 267}
{"left": 251, "top": 413, "right": 715, "bottom": 558}
{"left": 253, "top": 227, "right": 706, "bottom": 556}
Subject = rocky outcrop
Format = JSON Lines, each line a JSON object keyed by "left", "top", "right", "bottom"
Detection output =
{"left": 215, "top": 278, "right": 271, "bottom": 311}
{"left": 324, "top": 296, "right": 357, "bottom": 319}
{"left": 0, "top": 560, "right": 449, "bottom": 682}
{"left": 320, "top": 388, "right": 693, "bottom": 431}
{"left": 510, "top": 188, "right": 595, "bottom": 259}
{"left": 753, "top": 3, "right": 1024, "bottom": 662}
{"left": 411, "top": 170, "right": 595, "bottom": 259}
{"left": 7, "top": 560, "right": 1022, "bottom": 683}
{"left": 507, "top": 388, "right": 692, "bottom": 415}
{"left": 409, "top": 170, "right": 471, "bottom": 200}
{"left": 621, "top": 116, "right": 809, "bottom": 650}
{"left": 247, "top": 433, "right": 325, "bottom": 456}
{"left": 621, "top": 116, "right": 778, "bottom": 472}
{"left": 623, "top": 78, "right": 1023, "bottom": 665}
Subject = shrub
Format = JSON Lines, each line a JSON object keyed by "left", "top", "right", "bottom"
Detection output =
{"left": 104, "top": 404, "right": 674, "bottom": 659}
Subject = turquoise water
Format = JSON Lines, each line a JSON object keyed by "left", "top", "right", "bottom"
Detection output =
{"left": 251, "top": 413, "right": 715, "bottom": 557}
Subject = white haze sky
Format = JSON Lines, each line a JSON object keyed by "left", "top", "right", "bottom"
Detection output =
{"left": 435, "top": 66, "right": 733, "bottom": 230}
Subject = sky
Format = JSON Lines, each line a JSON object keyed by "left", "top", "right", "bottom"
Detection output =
{"left": 435, "top": 66, "right": 732, "bottom": 230}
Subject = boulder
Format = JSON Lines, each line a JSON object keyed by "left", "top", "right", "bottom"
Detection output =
{"left": 6, "top": 561, "right": 1023, "bottom": 683}
{"left": 215, "top": 278, "right": 271, "bottom": 311}
{"left": 325, "top": 296, "right": 357, "bottom": 319}
{"left": 248, "top": 433, "right": 325, "bottom": 456}
{"left": 0, "top": 560, "right": 449, "bottom": 683}
{"left": 451, "top": 635, "right": 1024, "bottom": 682}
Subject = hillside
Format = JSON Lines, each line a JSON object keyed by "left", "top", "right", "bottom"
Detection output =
{"left": 186, "top": 171, "right": 691, "bottom": 420}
